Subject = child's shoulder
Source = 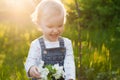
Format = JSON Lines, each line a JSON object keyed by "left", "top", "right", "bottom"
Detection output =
{"left": 30, "top": 37, "right": 72, "bottom": 45}
{"left": 62, "top": 37, "right": 72, "bottom": 44}
{"left": 30, "top": 38, "right": 40, "bottom": 46}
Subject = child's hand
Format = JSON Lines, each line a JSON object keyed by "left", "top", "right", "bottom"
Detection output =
{"left": 29, "top": 66, "right": 41, "bottom": 78}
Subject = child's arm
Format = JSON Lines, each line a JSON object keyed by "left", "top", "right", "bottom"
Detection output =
{"left": 25, "top": 40, "right": 41, "bottom": 78}
{"left": 64, "top": 38, "right": 76, "bottom": 80}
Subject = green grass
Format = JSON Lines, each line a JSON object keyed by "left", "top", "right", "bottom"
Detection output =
{"left": 0, "top": 22, "right": 40, "bottom": 80}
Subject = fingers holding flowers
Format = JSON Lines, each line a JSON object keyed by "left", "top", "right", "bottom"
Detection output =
{"left": 29, "top": 66, "right": 41, "bottom": 78}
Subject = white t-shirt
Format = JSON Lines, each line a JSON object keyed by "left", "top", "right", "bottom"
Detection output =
{"left": 25, "top": 37, "right": 76, "bottom": 80}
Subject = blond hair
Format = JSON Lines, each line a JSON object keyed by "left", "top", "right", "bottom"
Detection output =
{"left": 31, "top": 0, "right": 66, "bottom": 25}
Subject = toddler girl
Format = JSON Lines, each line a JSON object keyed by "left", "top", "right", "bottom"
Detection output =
{"left": 25, "top": 0, "right": 75, "bottom": 80}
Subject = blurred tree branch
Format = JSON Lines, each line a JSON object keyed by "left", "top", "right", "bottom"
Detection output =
{"left": 74, "top": 0, "right": 82, "bottom": 80}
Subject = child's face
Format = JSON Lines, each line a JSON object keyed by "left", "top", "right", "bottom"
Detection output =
{"left": 40, "top": 14, "right": 64, "bottom": 42}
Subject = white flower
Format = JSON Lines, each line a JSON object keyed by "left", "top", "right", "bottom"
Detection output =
{"left": 38, "top": 61, "right": 65, "bottom": 80}
{"left": 52, "top": 64, "right": 65, "bottom": 79}
{"left": 40, "top": 68, "right": 49, "bottom": 80}
{"left": 38, "top": 60, "right": 49, "bottom": 80}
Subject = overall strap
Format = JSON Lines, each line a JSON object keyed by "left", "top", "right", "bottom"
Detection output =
{"left": 38, "top": 38, "right": 46, "bottom": 50}
{"left": 58, "top": 37, "right": 64, "bottom": 47}
{"left": 39, "top": 37, "right": 65, "bottom": 49}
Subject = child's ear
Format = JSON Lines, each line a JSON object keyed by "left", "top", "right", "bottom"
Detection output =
{"left": 36, "top": 23, "right": 42, "bottom": 31}
{"left": 37, "top": 26, "right": 42, "bottom": 32}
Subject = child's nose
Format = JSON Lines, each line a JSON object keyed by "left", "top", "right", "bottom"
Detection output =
{"left": 52, "top": 28, "right": 59, "bottom": 33}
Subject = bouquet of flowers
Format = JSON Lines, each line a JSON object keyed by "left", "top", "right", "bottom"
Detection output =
{"left": 38, "top": 61, "right": 65, "bottom": 80}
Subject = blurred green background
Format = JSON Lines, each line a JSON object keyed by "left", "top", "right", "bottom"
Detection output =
{"left": 0, "top": 0, "right": 120, "bottom": 80}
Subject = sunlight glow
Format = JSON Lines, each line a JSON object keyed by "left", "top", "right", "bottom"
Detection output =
{"left": 4, "top": 0, "right": 33, "bottom": 16}
{"left": 2, "top": 0, "right": 34, "bottom": 23}
{"left": 5, "top": 0, "right": 25, "bottom": 11}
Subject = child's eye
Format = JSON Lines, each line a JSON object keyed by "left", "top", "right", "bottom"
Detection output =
{"left": 47, "top": 26, "right": 53, "bottom": 28}
{"left": 58, "top": 25, "right": 63, "bottom": 28}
